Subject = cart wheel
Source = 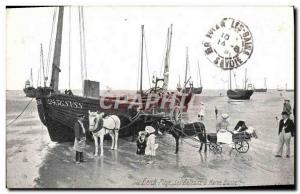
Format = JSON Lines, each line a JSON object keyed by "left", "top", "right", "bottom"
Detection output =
{"left": 235, "top": 140, "right": 249, "bottom": 153}
{"left": 215, "top": 145, "right": 222, "bottom": 154}
{"left": 209, "top": 143, "right": 217, "bottom": 151}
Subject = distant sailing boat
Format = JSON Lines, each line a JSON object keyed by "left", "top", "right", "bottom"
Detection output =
{"left": 254, "top": 78, "right": 267, "bottom": 92}
{"left": 285, "top": 83, "right": 294, "bottom": 92}
{"left": 227, "top": 68, "right": 254, "bottom": 100}
{"left": 23, "top": 68, "right": 36, "bottom": 97}
{"left": 181, "top": 48, "right": 203, "bottom": 94}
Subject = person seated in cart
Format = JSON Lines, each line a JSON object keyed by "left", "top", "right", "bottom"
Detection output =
{"left": 216, "top": 113, "right": 230, "bottom": 132}
{"left": 233, "top": 120, "right": 248, "bottom": 133}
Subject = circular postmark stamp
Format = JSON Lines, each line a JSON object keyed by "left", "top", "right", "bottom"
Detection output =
{"left": 202, "top": 18, "right": 253, "bottom": 70}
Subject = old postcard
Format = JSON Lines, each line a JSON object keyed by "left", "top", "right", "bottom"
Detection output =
{"left": 6, "top": 5, "right": 295, "bottom": 189}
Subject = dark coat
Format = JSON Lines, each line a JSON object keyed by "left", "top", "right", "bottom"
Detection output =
{"left": 74, "top": 120, "right": 86, "bottom": 140}
{"left": 283, "top": 103, "right": 292, "bottom": 115}
{"left": 136, "top": 139, "right": 147, "bottom": 155}
{"left": 278, "top": 118, "right": 295, "bottom": 137}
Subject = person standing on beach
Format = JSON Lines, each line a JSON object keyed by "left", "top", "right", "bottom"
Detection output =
{"left": 74, "top": 114, "right": 86, "bottom": 164}
{"left": 198, "top": 102, "right": 205, "bottom": 121}
{"left": 216, "top": 113, "right": 230, "bottom": 132}
{"left": 275, "top": 111, "right": 295, "bottom": 158}
{"left": 283, "top": 99, "right": 292, "bottom": 116}
{"left": 136, "top": 131, "right": 147, "bottom": 156}
{"left": 145, "top": 126, "right": 158, "bottom": 164}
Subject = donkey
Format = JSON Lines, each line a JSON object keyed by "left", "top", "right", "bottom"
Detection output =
{"left": 88, "top": 110, "right": 121, "bottom": 157}
{"left": 159, "top": 120, "right": 207, "bottom": 154}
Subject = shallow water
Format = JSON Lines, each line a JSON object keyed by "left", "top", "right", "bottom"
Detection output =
{"left": 6, "top": 90, "right": 295, "bottom": 188}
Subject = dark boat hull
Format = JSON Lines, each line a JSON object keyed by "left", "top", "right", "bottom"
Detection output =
{"left": 182, "top": 87, "right": 203, "bottom": 94}
{"left": 23, "top": 87, "right": 37, "bottom": 98}
{"left": 254, "top": 88, "right": 267, "bottom": 92}
{"left": 36, "top": 93, "right": 142, "bottom": 142}
{"left": 35, "top": 91, "right": 192, "bottom": 142}
{"left": 227, "top": 89, "right": 254, "bottom": 100}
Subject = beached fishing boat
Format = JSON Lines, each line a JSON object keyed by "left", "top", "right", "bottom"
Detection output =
{"left": 254, "top": 78, "right": 267, "bottom": 92}
{"left": 24, "top": 7, "right": 192, "bottom": 142}
{"left": 227, "top": 68, "right": 254, "bottom": 100}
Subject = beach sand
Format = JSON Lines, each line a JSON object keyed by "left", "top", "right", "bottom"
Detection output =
{"left": 6, "top": 90, "right": 294, "bottom": 188}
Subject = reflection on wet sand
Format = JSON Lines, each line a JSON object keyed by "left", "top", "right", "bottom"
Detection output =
{"left": 6, "top": 90, "right": 295, "bottom": 188}
{"left": 34, "top": 132, "right": 294, "bottom": 188}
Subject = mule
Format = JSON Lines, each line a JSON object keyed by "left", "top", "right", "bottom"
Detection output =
{"left": 160, "top": 121, "right": 207, "bottom": 154}
{"left": 88, "top": 110, "right": 121, "bottom": 157}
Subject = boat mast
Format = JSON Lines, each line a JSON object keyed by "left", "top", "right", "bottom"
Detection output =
{"left": 264, "top": 77, "right": 267, "bottom": 89}
{"left": 229, "top": 68, "right": 232, "bottom": 90}
{"left": 30, "top": 68, "right": 33, "bottom": 86}
{"left": 162, "top": 24, "right": 172, "bottom": 90}
{"left": 50, "top": 6, "right": 64, "bottom": 91}
{"left": 244, "top": 68, "right": 247, "bottom": 89}
{"left": 197, "top": 60, "right": 202, "bottom": 87}
{"left": 285, "top": 83, "right": 287, "bottom": 91}
{"left": 184, "top": 47, "right": 189, "bottom": 89}
{"left": 40, "top": 44, "right": 46, "bottom": 87}
{"left": 139, "top": 25, "right": 144, "bottom": 95}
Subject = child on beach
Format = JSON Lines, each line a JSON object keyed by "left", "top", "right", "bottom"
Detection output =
{"left": 136, "top": 131, "right": 147, "bottom": 157}
{"left": 145, "top": 126, "right": 158, "bottom": 164}
{"left": 74, "top": 114, "right": 86, "bottom": 164}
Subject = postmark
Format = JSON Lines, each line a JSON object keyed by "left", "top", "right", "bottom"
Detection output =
{"left": 203, "top": 18, "right": 253, "bottom": 70}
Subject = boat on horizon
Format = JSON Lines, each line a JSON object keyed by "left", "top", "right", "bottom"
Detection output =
{"left": 23, "top": 68, "right": 37, "bottom": 98}
{"left": 179, "top": 47, "right": 203, "bottom": 94}
{"left": 254, "top": 78, "right": 267, "bottom": 92}
{"left": 227, "top": 68, "right": 254, "bottom": 100}
{"left": 285, "top": 83, "right": 294, "bottom": 92}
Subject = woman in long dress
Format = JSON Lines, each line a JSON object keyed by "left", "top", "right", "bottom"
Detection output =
{"left": 145, "top": 126, "right": 158, "bottom": 164}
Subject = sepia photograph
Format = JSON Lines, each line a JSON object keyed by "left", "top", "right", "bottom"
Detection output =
{"left": 5, "top": 5, "right": 295, "bottom": 189}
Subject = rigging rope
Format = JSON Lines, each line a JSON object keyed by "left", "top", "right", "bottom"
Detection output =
{"left": 78, "top": 7, "right": 84, "bottom": 88}
{"left": 6, "top": 98, "right": 34, "bottom": 127}
{"left": 81, "top": 6, "right": 88, "bottom": 80}
{"left": 136, "top": 26, "right": 142, "bottom": 92}
{"left": 160, "top": 30, "right": 168, "bottom": 77}
{"left": 68, "top": 6, "right": 71, "bottom": 89}
{"left": 137, "top": 47, "right": 141, "bottom": 92}
{"left": 143, "top": 32, "right": 151, "bottom": 88}
{"left": 46, "top": 8, "right": 57, "bottom": 85}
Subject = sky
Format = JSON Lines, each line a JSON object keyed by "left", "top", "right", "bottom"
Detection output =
{"left": 6, "top": 6, "right": 294, "bottom": 90}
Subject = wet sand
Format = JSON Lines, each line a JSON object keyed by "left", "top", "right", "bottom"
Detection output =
{"left": 6, "top": 90, "right": 294, "bottom": 188}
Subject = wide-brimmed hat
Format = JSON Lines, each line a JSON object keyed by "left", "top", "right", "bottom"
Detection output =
{"left": 138, "top": 131, "right": 146, "bottom": 137}
{"left": 145, "top": 126, "right": 155, "bottom": 134}
{"left": 281, "top": 111, "right": 289, "bottom": 115}
{"left": 284, "top": 99, "right": 290, "bottom": 102}
{"left": 200, "top": 102, "right": 204, "bottom": 105}
{"left": 221, "top": 113, "right": 229, "bottom": 120}
{"left": 77, "top": 113, "right": 85, "bottom": 118}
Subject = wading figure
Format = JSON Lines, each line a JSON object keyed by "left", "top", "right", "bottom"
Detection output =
{"left": 161, "top": 121, "right": 207, "bottom": 154}
{"left": 88, "top": 110, "right": 121, "bottom": 157}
